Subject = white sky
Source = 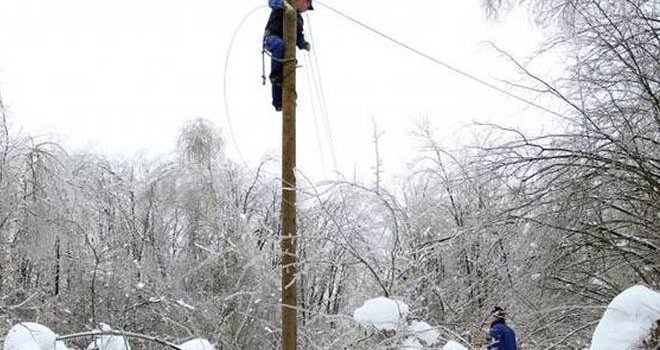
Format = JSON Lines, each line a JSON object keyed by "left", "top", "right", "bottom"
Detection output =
{"left": 0, "top": 0, "right": 559, "bottom": 182}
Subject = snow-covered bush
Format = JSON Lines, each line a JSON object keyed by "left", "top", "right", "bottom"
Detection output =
{"left": 177, "top": 338, "right": 214, "bottom": 350}
{"left": 353, "top": 297, "right": 409, "bottom": 332}
{"left": 3, "top": 323, "right": 69, "bottom": 350}
{"left": 86, "top": 323, "right": 130, "bottom": 350}
{"left": 406, "top": 321, "right": 440, "bottom": 346}
{"left": 590, "top": 285, "right": 660, "bottom": 350}
{"left": 353, "top": 297, "right": 469, "bottom": 349}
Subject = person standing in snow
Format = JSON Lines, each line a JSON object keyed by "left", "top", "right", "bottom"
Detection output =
{"left": 263, "top": 0, "right": 313, "bottom": 111}
{"left": 482, "top": 306, "right": 517, "bottom": 350}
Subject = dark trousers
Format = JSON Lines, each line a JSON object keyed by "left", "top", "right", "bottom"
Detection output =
{"left": 264, "top": 34, "right": 284, "bottom": 109}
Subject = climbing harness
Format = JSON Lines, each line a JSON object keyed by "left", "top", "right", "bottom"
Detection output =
{"left": 261, "top": 47, "right": 300, "bottom": 86}
{"left": 262, "top": 30, "right": 301, "bottom": 85}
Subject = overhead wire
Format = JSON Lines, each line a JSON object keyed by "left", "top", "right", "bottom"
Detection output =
{"left": 223, "top": 4, "right": 268, "bottom": 172}
{"left": 226, "top": 2, "right": 567, "bottom": 183}
{"left": 299, "top": 14, "right": 367, "bottom": 240}
{"left": 304, "top": 14, "right": 338, "bottom": 172}
{"left": 302, "top": 52, "right": 329, "bottom": 176}
{"left": 315, "top": 0, "right": 568, "bottom": 120}
{"left": 224, "top": 4, "right": 332, "bottom": 185}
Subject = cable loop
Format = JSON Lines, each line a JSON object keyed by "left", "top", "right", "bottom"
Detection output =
{"left": 262, "top": 48, "right": 298, "bottom": 63}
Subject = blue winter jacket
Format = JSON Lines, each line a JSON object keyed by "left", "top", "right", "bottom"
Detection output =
{"left": 266, "top": 0, "right": 308, "bottom": 49}
{"left": 488, "top": 320, "right": 517, "bottom": 350}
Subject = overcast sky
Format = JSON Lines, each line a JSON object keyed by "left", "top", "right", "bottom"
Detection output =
{"left": 0, "top": 0, "right": 559, "bottom": 182}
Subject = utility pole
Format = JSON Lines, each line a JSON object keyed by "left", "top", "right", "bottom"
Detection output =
{"left": 280, "top": 1, "right": 298, "bottom": 350}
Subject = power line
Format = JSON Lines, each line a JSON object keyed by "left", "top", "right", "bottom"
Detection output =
{"left": 305, "top": 13, "right": 338, "bottom": 173}
{"left": 315, "top": 1, "right": 567, "bottom": 120}
{"left": 223, "top": 4, "right": 267, "bottom": 172}
{"left": 302, "top": 52, "right": 328, "bottom": 176}
{"left": 223, "top": 5, "right": 332, "bottom": 182}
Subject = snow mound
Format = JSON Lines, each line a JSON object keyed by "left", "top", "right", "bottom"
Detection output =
{"left": 4, "top": 323, "right": 69, "bottom": 350}
{"left": 353, "top": 297, "right": 409, "bottom": 331}
{"left": 177, "top": 338, "right": 214, "bottom": 350}
{"left": 399, "top": 337, "right": 422, "bottom": 349}
{"left": 86, "top": 323, "right": 130, "bottom": 350}
{"left": 590, "top": 285, "right": 660, "bottom": 350}
{"left": 406, "top": 321, "right": 440, "bottom": 345}
{"left": 7, "top": 340, "right": 41, "bottom": 350}
{"left": 442, "top": 340, "right": 468, "bottom": 350}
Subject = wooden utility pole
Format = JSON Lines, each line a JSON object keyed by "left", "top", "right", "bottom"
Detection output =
{"left": 280, "top": 1, "right": 298, "bottom": 350}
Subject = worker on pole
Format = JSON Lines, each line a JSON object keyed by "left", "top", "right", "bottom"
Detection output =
{"left": 263, "top": 0, "right": 313, "bottom": 111}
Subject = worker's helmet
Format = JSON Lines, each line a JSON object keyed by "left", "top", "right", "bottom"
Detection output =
{"left": 490, "top": 306, "right": 506, "bottom": 319}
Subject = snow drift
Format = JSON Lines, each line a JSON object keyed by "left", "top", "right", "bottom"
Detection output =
{"left": 590, "top": 285, "right": 660, "bottom": 350}
{"left": 177, "top": 338, "right": 214, "bottom": 350}
{"left": 3, "top": 323, "right": 69, "bottom": 350}
{"left": 353, "top": 297, "right": 410, "bottom": 331}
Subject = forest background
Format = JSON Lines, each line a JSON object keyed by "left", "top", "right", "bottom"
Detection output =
{"left": 0, "top": 0, "right": 658, "bottom": 349}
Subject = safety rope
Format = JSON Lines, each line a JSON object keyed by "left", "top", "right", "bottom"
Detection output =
{"left": 261, "top": 48, "right": 298, "bottom": 85}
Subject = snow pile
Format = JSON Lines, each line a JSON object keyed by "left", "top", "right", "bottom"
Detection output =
{"left": 353, "top": 297, "right": 410, "bottom": 331}
{"left": 3, "top": 323, "right": 69, "bottom": 350}
{"left": 353, "top": 297, "right": 470, "bottom": 350}
{"left": 87, "top": 323, "right": 130, "bottom": 350}
{"left": 442, "top": 340, "right": 468, "bottom": 350}
{"left": 178, "top": 338, "right": 214, "bottom": 350}
{"left": 406, "top": 321, "right": 440, "bottom": 345}
{"left": 399, "top": 337, "right": 422, "bottom": 349}
{"left": 590, "top": 285, "right": 660, "bottom": 350}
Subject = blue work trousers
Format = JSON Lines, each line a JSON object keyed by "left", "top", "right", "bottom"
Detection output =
{"left": 264, "top": 34, "right": 284, "bottom": 109}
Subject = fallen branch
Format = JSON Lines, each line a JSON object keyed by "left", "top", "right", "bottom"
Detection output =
{"left": 57, "top": 330, "right": 183, "bottom": 350}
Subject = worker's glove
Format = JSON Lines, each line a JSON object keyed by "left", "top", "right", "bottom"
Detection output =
{"left": 302, "top": 41, "right": 311, "bottom": 51}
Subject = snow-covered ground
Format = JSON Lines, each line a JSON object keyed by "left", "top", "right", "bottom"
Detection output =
{"left": 442, "top": 340, "right": 468, "bottom": 350}
{"left": 5, "top": 286, "right": 657, "bottom": 350}
{"left": 3, "top": 323, "right": 214, "bottom": 350}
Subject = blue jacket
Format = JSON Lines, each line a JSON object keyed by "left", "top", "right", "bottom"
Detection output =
{"left": 488, "top": 320, "right": 517, "bottom": 350}
{"left": 265, "top": 0, "right": 308, "bottom": 49}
